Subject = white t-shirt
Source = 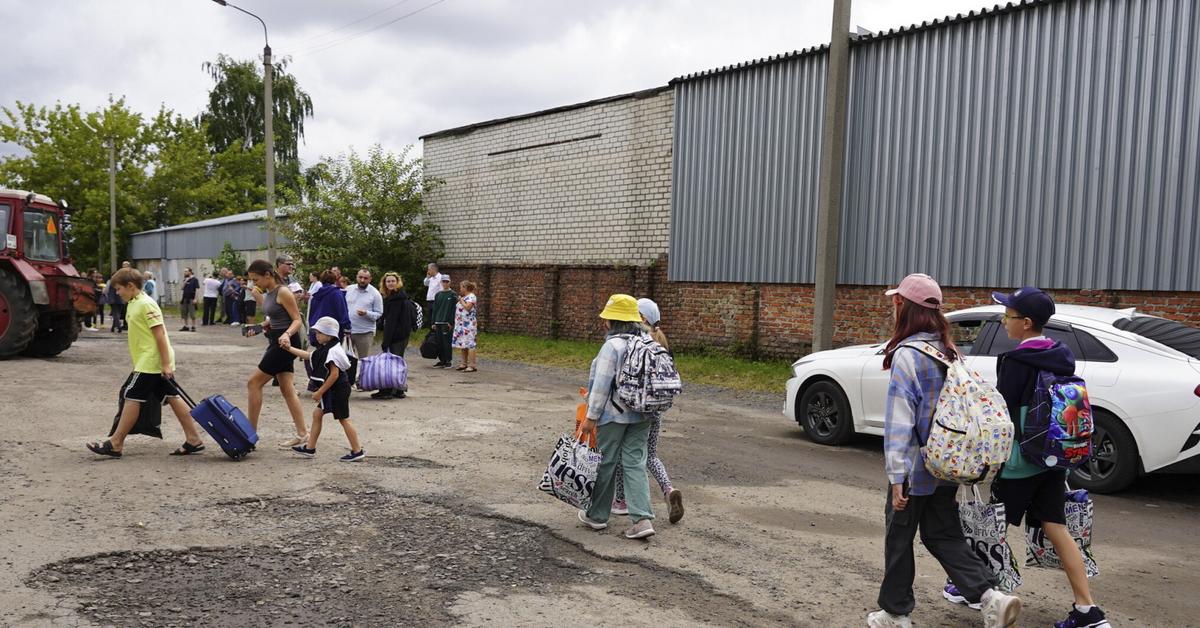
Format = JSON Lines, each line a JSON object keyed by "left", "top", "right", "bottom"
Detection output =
{"left": 423, "top": 273, "right": 445, "bottom": 301}
{"left": 203, "top": 277, "right": 221, "bottom": 298}
{"left": 325, "top": 342, "right": 352, "bottom": 372}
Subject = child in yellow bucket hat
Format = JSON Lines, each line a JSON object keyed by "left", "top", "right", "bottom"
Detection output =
{"left": 599, "top": 294, "right": 642, "bottom": 322}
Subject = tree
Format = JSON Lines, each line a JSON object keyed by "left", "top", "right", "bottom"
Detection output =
{"left": 280, "top": 145, "right": 443, "bottom": 289}
{"left": 211, "top": 241, "right": 246, "bottom": 276}
{"left": 197, "top": 54, "right": 313, "bottom": 196}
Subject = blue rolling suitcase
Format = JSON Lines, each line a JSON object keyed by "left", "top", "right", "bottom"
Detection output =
{"left": 173, "top": 382, "right": 258, "bottom": 460}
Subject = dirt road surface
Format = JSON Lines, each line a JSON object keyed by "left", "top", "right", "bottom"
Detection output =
{"left": 1, "top": 328, "right": 1197, "bottom": 627}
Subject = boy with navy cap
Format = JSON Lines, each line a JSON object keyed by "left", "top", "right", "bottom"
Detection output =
{"left": 949, "top": 287, "right": 1109, "bottom": 627}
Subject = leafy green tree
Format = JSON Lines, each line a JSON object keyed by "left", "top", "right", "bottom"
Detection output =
{"left": 211, "top": 240, "right": 246, "bottom": 276}
{"left": 281, "top": 145, "right": 443, "bottom": 289}
{"left": 0, "top": 98, "right": 154, "bottom": 270}
{"left": 197, "top": 54, "right": 312, "bottom": 196}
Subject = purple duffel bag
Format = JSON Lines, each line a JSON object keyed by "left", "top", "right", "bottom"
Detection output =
{"left": 358, "top": 351, "right": 408, "bottom": 391}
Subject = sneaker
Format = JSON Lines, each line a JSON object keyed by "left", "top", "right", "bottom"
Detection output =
{"left": 230, "top": 322, "right": 240, "bottom": 326}
{"left": 866, "top": 610, "right": 912, "bottom": 628}
{"left": 577, "top": 510, "right": 607, "bottom": 530}
{"left": 943, "top": 581, "right": 982, "bottom": 610}
{"left": 611, "top": 500, "right": 628, "bottom": 515}
{"left": 667, "top": 489, "right": 685, "bottom": 524}
{"left": 292, "top": 445, "right": 316, "bottom": 458}
{"left": 280, "top": 436, "right": 307, "bottom": 449}
{"left": 179, "top": 326, "right": 190, "bottom": 332}
{"left": 370, "top": 390, "right": 393, "bottom": 399}
{"left": 190, "top": 326, "right": 197, "bottom": 332}
{"left": 395, "top": 390, "right": 406, "bottom": 399}
{"left": 981, "top": 589, "right": 1022, "bottom": 628}
{"left": 1055, "top": 605, "right": 1110, "bottom": 628}
{"left": 340, "top": 449, "right": 366, "bottom": 462}
{"left": 624, "top": 519, "right": 655, "bottom": 539}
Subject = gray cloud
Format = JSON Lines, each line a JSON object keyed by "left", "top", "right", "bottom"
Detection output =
{"left": 2, "top": 0, "right": 999, "bottom": 166}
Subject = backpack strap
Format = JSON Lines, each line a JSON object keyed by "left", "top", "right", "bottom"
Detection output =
{"left": 900, "top": 341, "right": 955, "bottom": 367}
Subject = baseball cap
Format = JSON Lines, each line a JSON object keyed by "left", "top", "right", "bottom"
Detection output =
{"left": 441, "top": 275, "right": 451, "bottom": 283}
{"left": 884, "top": 273, "right": 943, "bottom": 309}
{"left": 992, "top": 286, "right": 1055, "bottom": 327}
{"left": 636, "top": 298, "right": 661, "bottom": 326}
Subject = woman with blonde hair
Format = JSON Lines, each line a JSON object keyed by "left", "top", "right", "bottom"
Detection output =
{"left": 452, "top": 280, "right": 479, "bottom": 372}
{"left": 373, "top": 271, "right": 415, "bottom": 399}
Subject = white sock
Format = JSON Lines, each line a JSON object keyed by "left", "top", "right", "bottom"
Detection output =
{"left": 1075, "top": 604, "right": 1094, "bottom": 613}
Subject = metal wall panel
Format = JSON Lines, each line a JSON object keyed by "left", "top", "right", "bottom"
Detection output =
{"left": 131, "top": 220, "right": 279, "bottom": 261}
{"left": 670, "top": 0, "right": 1200, "bottom": 291}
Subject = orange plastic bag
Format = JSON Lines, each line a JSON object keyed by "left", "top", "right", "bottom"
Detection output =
{"left": 573, "top": 387, "right": 596, "bottom": 448}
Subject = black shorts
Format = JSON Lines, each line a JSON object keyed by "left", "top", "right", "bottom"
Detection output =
{"left": 318, "top": 384, "right": 351, "bottom": 420}
{"left": 992, "top": 471, "right": 1069, "bottom": 527}
{"left": 257, "top": 331, "right": 297, "bottom": 375}
{"left": 121, "top": 372, "right": 179, "bottom": 404}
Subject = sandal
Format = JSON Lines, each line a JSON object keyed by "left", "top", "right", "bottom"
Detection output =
{"left": 170, "top": 441, "right": 206, "bottom": 456}
{"left": 455, "top": 365, "right": 468, "bottom": 371}
{"left": 464, "top": 367, "right": 477, "bottom": 373}
{"left": 87, "top": 440, "right": 122, "bottom": 458}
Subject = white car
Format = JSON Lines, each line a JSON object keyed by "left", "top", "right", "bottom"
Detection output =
{"left": 783, "top": 305, "right": 1200, "bottom": 493}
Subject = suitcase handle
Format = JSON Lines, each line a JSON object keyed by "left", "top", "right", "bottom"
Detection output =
{"left": 168, "top": 379, "right": 198, "bottom": 410}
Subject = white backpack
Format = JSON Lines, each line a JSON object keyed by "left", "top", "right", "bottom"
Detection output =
{"left": 613, "top": 333, "right": 682, "bottom": 414}
{"left": 905, "top": 342, "right": 1013, "bottom": 485}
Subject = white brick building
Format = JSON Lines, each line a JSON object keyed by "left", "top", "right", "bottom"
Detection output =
{"left": 421, "top": 86, "right": 673, "bottom": 266}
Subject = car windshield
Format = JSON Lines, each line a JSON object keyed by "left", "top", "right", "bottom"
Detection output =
{"left": 22, "top": 208, "right": 60, "bottom": 261}
{"left": 1113, "top": 316, "right": 1200, "bottom": 359}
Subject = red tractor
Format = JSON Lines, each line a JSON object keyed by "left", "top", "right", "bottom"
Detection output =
{"left": 0, "top": 189, "right": 96, "bottom": 359}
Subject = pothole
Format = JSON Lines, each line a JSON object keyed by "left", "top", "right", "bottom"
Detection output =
{"left": 369, "top": 455, "right": 447, "bottom": 469}
{"left": 28, "top": 485, "right": 791, "bottom": 627}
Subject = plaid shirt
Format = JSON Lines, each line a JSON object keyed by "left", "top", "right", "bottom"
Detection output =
{"left": 586, "top": 335, "right": 647, "bottom": 426}
{"left": 884, "top": 332, "right": 952, "bottom": 496}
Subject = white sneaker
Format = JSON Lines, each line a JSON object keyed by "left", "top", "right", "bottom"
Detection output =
{"left": 230, "top": 322, "right": 240, "bottom": 326}
{"left": 866, "top": 609, "right": 912, "bottom": 628}
{"left": 578, "top": 510, "right": 607, "bottom": 530}
{"left": 611, "top": 500, "right": 629, "bottom": 515}
{"left": 623, "top": 519, "right": 655, "bottom": 539}
{"left": 981, "top": 589, "right": 1022, "bottom": 628}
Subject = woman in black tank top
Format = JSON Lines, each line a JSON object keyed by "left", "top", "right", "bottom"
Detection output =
{"left": 246, "top": 259, "right": 309, "bottom": 446}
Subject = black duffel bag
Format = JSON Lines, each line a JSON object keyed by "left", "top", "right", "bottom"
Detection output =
{"left": 419, "top": 328, "right": 440, "bottom": 359}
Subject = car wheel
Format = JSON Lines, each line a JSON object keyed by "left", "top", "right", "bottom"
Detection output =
{"left": 797, "top": 380, "right": 854, "bottom": 445}
{"left": 1070, "top": 410, "right": 1139, "bottom": 494}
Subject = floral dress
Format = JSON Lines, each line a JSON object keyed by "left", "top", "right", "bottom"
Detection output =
{"left": 452, "top": 293, "right": 478, "bottom": 349}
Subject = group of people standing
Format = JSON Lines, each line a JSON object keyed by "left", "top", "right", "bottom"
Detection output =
{"left": 422, "top": 263, "right": 479, "bottom": 372}
{"left": 83, "top": 261, "right": 143, "bottom": 333}
{"left": 197, "top": 267, "right": 259, "bottom": 328}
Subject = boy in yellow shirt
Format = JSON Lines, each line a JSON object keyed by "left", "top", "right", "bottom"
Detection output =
{"left": 87, "top": 268, "right": 206, "bottom": 458}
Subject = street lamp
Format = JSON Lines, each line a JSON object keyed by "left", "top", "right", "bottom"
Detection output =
{"left": 81, "top": 118, "right": 117, "bottom": 274}
{"left": 211, "top": 0, "right": 276, "bottom": 261}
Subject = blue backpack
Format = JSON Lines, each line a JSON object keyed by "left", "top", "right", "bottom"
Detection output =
{"left": 1020, "top": 372, "right": 1094, "bottom": 470}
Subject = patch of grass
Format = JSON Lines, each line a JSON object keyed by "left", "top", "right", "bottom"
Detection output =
{"left": 422, "top": 331, "right": 792, "bottom": 394}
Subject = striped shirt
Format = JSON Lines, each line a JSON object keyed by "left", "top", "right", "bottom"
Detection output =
{"left": 883, "top": 332, "right": 953, "bottom": 496}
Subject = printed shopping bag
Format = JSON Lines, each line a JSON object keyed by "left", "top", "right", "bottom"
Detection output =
{"left": 957, "top": 487, "right": 1022, "bottom": 592}
{"left": 537, "top": 434, "right": 602, "bottom": 510}
{"left": 1025, "top": 488, "right": 1099, "bottom": 577}
{"left": 358, "top": 352, "right": 408, "bottom": 391}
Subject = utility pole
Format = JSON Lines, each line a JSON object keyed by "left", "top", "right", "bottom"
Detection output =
{"left": 107, "top": 139, "right": 117, "bottom": 274}
{"left": 212, "top": 0, "right": 275, "bottom": 260}
{"left": 812, "top": 0, "right": 853, "bottom": 353}
{"left": 263, "top": 43, "right": 275, "bottom": 261}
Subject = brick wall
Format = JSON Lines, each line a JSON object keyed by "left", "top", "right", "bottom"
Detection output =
{"left": 423, "top": 88, "right": 673, "bottom": 267}
{"left": 442, "top": 256, "right": 1200, "bottom": 359}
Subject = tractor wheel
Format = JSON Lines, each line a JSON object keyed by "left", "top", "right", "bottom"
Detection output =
{"left": 0, "top": 268, "right": 38, "bottom": 359}
{"left": 22, "top": 311, "right": 80, "bottom": 358}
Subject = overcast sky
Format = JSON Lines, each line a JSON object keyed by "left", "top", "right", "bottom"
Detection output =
{"left": 3, "top": 0, "right": 999, "bottom": 165}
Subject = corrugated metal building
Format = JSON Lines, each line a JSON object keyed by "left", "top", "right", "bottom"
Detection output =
{"left": 670, "top": 0, "right": 1200, "bottom": 291}
{"left": 128, "top": 209, "right": 288, "bottom": 301}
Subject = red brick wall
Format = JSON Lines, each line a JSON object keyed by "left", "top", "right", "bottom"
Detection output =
{"left": 441, "top": 257, "right": 1200, "bottom": 359}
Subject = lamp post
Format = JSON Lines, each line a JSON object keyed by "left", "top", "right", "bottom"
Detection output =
{"left": 212, "top": 0, "right": 276, "bottom": 261}
{"left": 81, "top": 118, "right": 118, "bottom": 273}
